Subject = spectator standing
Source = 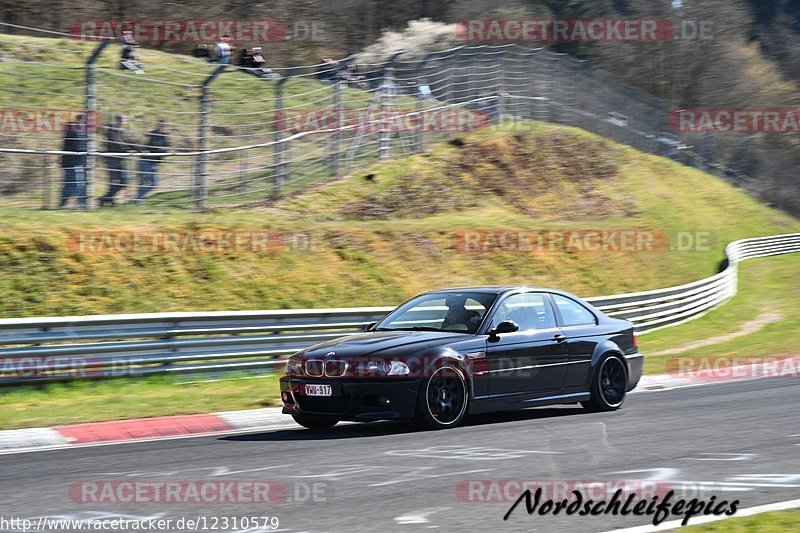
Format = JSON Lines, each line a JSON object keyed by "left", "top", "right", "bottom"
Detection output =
{"left": 215, "top": 36, "right": 233, "bottom": 65}
{"left": 98, "top": 114, "right": 136, "bottom": 207}
{"left": 59, "top": 114, "right": 88, "bottom": 208}
{"left": 135, "top": 119, "right": 169, "bottom": 204}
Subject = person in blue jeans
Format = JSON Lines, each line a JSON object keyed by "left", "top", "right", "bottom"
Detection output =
{"left": 135, "top": 119, "right": 169, "bottom": 204}
{"left": 215, "top": 36, "right": 233, "bottom": 65}
{"left": 98, "top": 114, "right": 137, "bottom": 207}
{"left": 59, "top": 114, "right": 88, "bottom": 209}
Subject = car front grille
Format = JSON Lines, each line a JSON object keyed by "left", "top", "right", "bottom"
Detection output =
{"left": 304, "top": 359, "right": 349, "bottom": 377}
{"left": 324, "top": 360, "right": 348, "bottom": 377}
{"left": 305, "top": 360, "right": 324, "bottom": 377}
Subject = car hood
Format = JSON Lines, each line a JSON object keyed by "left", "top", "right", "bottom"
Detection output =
{"left": 300, "top": 330, "right": 468, "bottom": 359}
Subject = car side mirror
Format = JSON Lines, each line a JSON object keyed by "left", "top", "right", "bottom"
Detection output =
{"left": 489, "top": 320, "right": 519, "bottom": 337}
{"left": 364, "top": 321, "right": 377, "bottom": 332}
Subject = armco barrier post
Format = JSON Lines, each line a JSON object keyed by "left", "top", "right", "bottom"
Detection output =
{"left": 84, "top": 41, "right": 111, "bottom": 210}
{"left": 196, "top": 65, "right": 227, "bottom": 208}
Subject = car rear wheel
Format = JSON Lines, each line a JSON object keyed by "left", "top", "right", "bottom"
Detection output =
{"left": 415, "top": 364, "right": 469, "bottom": 429}
{"left": 582, "top": 355, "right": 627, "bottom": 412}
{"left": 292, "top": 415, "right": 339, "bottom": 430}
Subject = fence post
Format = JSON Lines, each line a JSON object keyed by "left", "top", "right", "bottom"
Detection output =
{"left": 493, "top": 45, "right": 513, "bottom": 126}
{"left": 380, "top": 50, "right": 404, "bottom": 161}
{"left": 272, "top": 69, "right": 296, "bottom": 200}
{"left": 466, "top": 46, "right": 482, "bottom": 104}
{"left": 40, "top": 156, "right": 51, "bottom": 210}
{"left": 414, "top": 51, "right": 434, "bottom": 152}
{"left": 84, "top": 41, "right": 110, "bottom": 210}
{"left": 195, "top": 65, "right": 226, "bottom": 208}
{"left": 625, "top": 94, "right": 634, "bottom": 148}
{"left": 444, "top": 48, "right": 461, "bottom": 104}
{"left": 516, "top": 46, "right": 539, "bottom": 120}
{"left": 328, "top": 79, "right": 342, "bottom": 175}
{"left": 568, "top": 60, "right": 579, "bottom": 126}
{"left": 546, "top": 55, "right": 556, "bottom": 122}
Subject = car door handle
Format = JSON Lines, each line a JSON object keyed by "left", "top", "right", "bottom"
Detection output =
{"left": 553, "top": 334, "right": 566, "bottom": 342}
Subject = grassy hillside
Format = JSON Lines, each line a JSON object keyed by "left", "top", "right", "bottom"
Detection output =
{"left": 0, "top": 121, "right": 797, "bottom": 318}
{"left": 1, "top": 120, "right": 799, "bottom": 428}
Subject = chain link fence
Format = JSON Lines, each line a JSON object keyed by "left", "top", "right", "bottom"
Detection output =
{"left": 0, "top": 27, "right": 770, "bottom": 210}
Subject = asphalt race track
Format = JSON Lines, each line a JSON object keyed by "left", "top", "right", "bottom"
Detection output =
{"left": 1, "top": 378, "right": 798, "bottom": 532}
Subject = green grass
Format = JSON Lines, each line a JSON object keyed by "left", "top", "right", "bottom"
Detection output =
{"left": 0, "top": 82, "right": 798, "bottom": 429}
{"left": 0, "top": 374, "right": 281, "bottom": 430}
{"left": 682, "top": 510, "right": 800, "bottom": 532}
{"left": 1, "top": 248, "right": 794, "bottom": 431}
{"left": 1, "top": 122, "right": 797, "bottom": 318}
{"left": 640, "top": 253, "right": 800, "bottom": 374}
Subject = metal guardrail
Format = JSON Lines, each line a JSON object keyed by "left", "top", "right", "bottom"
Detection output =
{"left": 0, "top": 233, "right": 798, "bottom": 383}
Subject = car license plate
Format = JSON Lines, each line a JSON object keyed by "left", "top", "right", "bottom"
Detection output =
{"left": 304, "top": 384, "right": 332, "bottom": 396}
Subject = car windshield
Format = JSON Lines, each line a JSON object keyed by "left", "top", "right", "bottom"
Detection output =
{"left": 376, "top": 291, "right": 497, "bottom": 334}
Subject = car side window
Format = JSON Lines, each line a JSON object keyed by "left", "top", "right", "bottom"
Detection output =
{"left": 491, "top": 293, "right": 556, "bottom": 331}
{"left": 552, "top": 294, "right": 596, "bottom": 327}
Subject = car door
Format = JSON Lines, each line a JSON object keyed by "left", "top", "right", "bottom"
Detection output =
{"left": 485, "top": 292, "right": 568, "bottom": 397}
{"left": 550, "top": 293, "right": 600, "bottom": 391}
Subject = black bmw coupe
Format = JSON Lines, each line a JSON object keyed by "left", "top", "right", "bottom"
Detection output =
{"left": 280, "top": 287, "right": 643, "bottom": 430}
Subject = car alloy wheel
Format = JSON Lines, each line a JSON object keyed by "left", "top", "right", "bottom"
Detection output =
{"left": 582, "top": 355, "right": 627, "bottom": 412}
{"left": 599, "top": 356, "right": 627, "bottom": 407}
{"left": 419, "top": 365, "right": 468, "bottom": 428}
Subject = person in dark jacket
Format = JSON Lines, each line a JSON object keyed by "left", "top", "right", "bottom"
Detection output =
{"left": 98, "top": 114, "right": 137, "bottom": 207}
{"left": 59, "top": 114, "right": 88, "bottom": 209}
{"left": 135, "top": 119, "right": 169, "bottom": 204}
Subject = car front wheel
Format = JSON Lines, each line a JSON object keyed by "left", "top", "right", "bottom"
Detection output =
{"left": 582, "top": 355, "right": 628, "bottom": 412}
{"left": 415, "top": 364, "right": 469, "bottom": 429}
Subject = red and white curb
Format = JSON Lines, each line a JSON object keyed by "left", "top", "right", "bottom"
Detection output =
{"left": 0, "top": 407, "right": 292, "bottom": 454}
{"left": 0, "top": 359, "right": 794, "bottom": 454}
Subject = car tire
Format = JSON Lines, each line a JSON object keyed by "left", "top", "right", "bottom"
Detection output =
{"left": 414, "top": 364, "right": 469, "bottom": 430}
{"left": 581, "top": 354, "right": 628, "bottom": 412}
{"left": 292, "top": 415, "right": 339, "bottom": 430}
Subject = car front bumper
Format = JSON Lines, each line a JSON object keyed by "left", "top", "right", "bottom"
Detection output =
{"left": 280, "top": 376, "right": 422, "bottom": 421}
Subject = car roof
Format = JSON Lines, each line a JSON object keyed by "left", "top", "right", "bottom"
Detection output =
{"left": 428, "top": 286, "right": 565, "bottom": 295}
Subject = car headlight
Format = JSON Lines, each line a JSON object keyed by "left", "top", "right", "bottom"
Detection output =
{"left": 285, "top": 358, "right": 303, "bottom": 376}
{"left": 386, "top": 361, "right": 410, "bottom": 376}
{"left": 365, "top": 360, "right": 410, "bottom": 376}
